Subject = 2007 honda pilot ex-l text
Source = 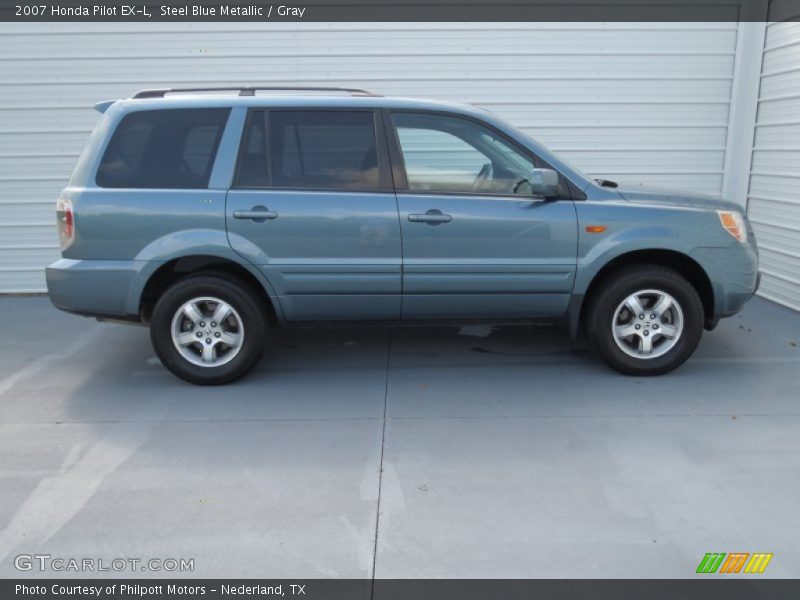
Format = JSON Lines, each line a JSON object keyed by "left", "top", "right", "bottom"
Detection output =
{"left": 46, "top": 87, "right": 760, "bottom": 385}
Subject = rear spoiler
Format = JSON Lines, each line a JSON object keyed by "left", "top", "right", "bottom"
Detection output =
{"left": 93, "top": 100, "right": 117, "bottom": 114}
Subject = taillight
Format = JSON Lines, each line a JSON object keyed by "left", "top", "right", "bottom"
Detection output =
{"left": 56, "top": 197, "right": 75, "bottom": 249}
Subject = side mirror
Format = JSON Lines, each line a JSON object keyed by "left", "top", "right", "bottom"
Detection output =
{"left": 529, "top": 168, "right": 560, "bottom": 198}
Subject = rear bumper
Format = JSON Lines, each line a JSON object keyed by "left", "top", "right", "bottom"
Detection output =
{"left": 46, "top": 258, "right": 143, "bottom": 320}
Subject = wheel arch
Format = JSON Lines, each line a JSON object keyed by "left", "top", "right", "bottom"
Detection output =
{"left": 136, "top": 255, "right": 281, "bottom": 324}
{"left": 568, "top": 249, "right": 715, "bottom": 338}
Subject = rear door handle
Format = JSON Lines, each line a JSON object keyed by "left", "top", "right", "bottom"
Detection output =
{"left": 233, "top": 207, "right": 278, "bottom": 221}
{"left": 408, "top": 211, "right": 452, "bottom": 224}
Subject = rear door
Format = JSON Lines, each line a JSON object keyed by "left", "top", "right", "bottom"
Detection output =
{"left": 226, "top": 108, "right": 402, "bottom": 320}
{"left": 386, "top": 110, "right": 578, "bottom": 319}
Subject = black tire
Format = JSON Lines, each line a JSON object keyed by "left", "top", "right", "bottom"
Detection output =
{"left": 150, "top": 273, "right": 268, "bottom": 385}
{"left": 584, "top": 265, "right": 704, "bottom": 376}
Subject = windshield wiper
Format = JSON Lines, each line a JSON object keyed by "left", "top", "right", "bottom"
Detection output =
{"left": 595, "top": 178, "right": 618, "bottom": 188}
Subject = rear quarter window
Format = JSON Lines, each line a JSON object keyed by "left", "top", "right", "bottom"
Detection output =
{"left": 96, "top": 108, "right": 230, "bottom": 189}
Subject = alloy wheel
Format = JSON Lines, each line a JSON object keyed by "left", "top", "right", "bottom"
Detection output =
{"left": 170, "top": 296, "right": 244, "bottom": 367}
{"left": 611, "top": 289, "right": 684, "bottom": 359}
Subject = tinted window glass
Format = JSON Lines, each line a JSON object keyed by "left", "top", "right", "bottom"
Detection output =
{"left": 97, "top": 108, "right": 229, "bottom": 188}
{"left": 269, "top": 111, "right": 379, "bottom": 190}
{"left": 392, "top": 112, "right": 537, "bottom": 195}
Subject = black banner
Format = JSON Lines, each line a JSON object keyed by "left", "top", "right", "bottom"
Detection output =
{"left": 3, "top": 579, "right": 800, "bottom": 600}
{"left": 1, "top": 0, "right": 798, "bottom": 22}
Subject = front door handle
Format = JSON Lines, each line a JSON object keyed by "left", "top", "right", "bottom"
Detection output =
{"left": 233, "top": 206, "right": 278, "bottom": 221}
{"left": 408, "top": 210, "right": 452, "bottom": 224}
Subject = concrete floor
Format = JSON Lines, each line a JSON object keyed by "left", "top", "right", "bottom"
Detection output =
{"left": 0, "top": 296, "right": 798, "bottom": 579}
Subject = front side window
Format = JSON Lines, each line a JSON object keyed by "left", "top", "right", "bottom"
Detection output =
{"left": 269, "top": 110, "right": 379, "bottom": 190}
{"left": 391, "top": 112, "right": 539, "bottom": 196}
{"left": 97, "top": 108, "right": 229, "bottom": 189}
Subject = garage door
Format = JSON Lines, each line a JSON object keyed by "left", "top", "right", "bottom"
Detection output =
{"left": 748, "top": 16, "right": 800, "bottom": 311}
{"left": 0, "top": 22, "right": 740, "bottom": 292}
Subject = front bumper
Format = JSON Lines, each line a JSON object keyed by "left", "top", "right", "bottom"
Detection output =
{"left": 692, "top": 241, "right": 759, "bottom": 322}
{"left": 46, "top": 258, "right": 143, "bottom": 320}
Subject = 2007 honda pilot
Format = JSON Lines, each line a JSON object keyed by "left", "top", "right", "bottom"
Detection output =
{"left": 47, "top": 87, "right": 759, "bottom": 385}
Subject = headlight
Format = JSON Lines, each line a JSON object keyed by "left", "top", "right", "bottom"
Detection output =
{"left": 717, "top": 210, "right": 747, "bottom": 243}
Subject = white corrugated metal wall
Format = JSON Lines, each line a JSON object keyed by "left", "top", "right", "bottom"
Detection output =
{"left": 749, "top": 17, "right": 800, "bottom": 311}
{"left": 0, "top": 22, "right": 751, "bottom": 294}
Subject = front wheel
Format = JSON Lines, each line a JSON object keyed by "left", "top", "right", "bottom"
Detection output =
{"left": 150, "top": 274, "right": 268, "bottom": 385}
{"left": 585, "top": 266, "right": 704, "bottom": 376}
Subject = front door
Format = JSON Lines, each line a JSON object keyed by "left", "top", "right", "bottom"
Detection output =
{"left": 226, "top": 109, "right": 402, "bottom": 320}
{"left": 387, "top": 111, "right": 578, "bottom": 319}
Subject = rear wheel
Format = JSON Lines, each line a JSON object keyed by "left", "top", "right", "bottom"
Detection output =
{"left": 150, "top": 274, "right": 268, "bottom": 385}
{"left": 585, "top": 265, "right": 704, "bottom": 375}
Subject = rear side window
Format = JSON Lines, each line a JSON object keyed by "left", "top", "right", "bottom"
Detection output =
{"left": 97, "top": 108, "right": 230, "bottom": 189}
{"left": 269, "top": 111, "right": 379, "bottom": 190}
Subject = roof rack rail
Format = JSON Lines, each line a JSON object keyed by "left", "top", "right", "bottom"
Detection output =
{"left": 132, "top": 86, "right": 381, "bottom": 99}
